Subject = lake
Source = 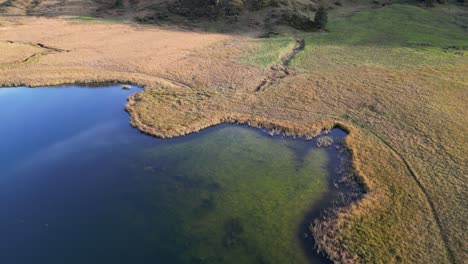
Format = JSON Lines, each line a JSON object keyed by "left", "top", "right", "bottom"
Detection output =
{"left": 0, "top": 85, "right": 347, "bottom": 264}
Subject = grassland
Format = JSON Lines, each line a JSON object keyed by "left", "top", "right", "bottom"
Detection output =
{"left": 285, "top": 5, "right": 468, "bottom": 263}
{"left": 0, "top": 3, "right": 467, "bottom": 263}
{"left": 240, "top": 37, "right": 296, "bottom": 68}
{"left": 294, "top": 4, "right": 467, "bottom": 70}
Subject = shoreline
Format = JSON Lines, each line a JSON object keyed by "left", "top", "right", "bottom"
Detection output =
{"left": 1, "top": 82, "right": 370, "bottom": 263}
{"left": 124, "top": 84, "right": 371, "bottom": 263}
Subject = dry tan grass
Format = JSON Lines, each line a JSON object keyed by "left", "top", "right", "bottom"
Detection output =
{"left": 0, "top": 41, "right": 41, "bottom": 65}
{"left": 270, "top": 65, "right": 467, "bottom": 263}
{"left": 0, "top": 14, "right": 466, "bottom": 264}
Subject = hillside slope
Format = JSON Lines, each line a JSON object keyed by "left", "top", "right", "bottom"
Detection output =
{"left": 0, "top": 0, "right": 386, "bottom": 32}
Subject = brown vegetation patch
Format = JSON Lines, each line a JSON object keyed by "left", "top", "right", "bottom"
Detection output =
{"left": 0, "top": 41, "right": 42, "bottom": 66}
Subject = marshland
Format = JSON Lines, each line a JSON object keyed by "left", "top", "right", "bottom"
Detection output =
{"left": 0, "top": 0, "right": 467, "bottom": 263}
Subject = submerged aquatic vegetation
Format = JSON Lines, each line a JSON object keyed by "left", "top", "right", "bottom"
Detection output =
{"left": 125, "top": 126, "right": 331, "bottom": 263}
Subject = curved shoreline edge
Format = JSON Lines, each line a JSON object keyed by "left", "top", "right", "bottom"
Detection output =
{"left": 125, "top": 88, "right": 372, "bottom": 263}
{"left": 0, "top": 81, "right": 371, "bottom": 263}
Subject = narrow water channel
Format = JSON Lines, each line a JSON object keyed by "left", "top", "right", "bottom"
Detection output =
{"left": 0, "top": 85, "right": 348, "bottom": 264}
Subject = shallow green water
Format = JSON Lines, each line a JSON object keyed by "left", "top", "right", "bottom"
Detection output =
{"left": 0, "top": 85, "right": 342, "bottom": 264}
{"left": 126, "top": 126, "right": 329, "bottom": 264}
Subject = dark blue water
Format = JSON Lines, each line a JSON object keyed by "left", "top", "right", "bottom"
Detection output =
{"left": 0, "top": 85, "right": 346, "bottom": 264}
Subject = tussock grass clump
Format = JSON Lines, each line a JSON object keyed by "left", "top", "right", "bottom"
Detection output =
{"left": 316, "top": 136, "right": 333, "bottom": 147}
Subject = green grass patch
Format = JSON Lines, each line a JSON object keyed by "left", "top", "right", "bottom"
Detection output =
{"left": 292, "top": 4, "right": 468, "bottom": 70}
{"left": 318, "top": 4, "right": 467, "bottom": 47}
{"left": 240, "top": 37, "right": 296, "bottom": 68}
{"left": 67, "top": 16, "right": 122, "bottom": 23}
{"left": 69, "top": 16, "right": 99, "bottom": 21}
